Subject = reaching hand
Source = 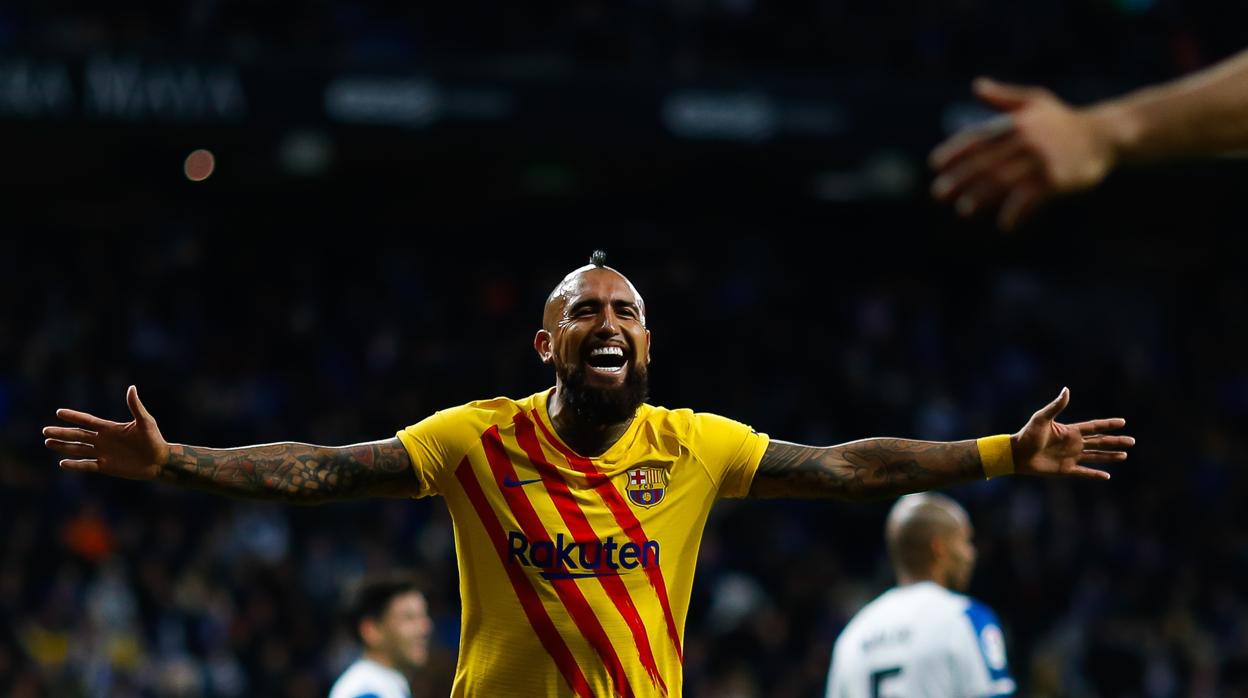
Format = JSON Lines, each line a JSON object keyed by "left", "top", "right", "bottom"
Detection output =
{"left": 1011, "top": 387, "right": 1133, "bottom": 480}
{"left": 43, "top": 385, "right": 170, "bottom": 480}
{"left": 930, "top": 78, "right": 1118, "bottom": 231}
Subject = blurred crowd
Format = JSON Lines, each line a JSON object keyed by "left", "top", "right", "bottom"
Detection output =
{"left": 2, "top": 224, "right": 1246, "bottom": 697}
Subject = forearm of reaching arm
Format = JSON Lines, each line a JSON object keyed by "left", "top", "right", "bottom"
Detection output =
{"left": 1089, "top": 49, "right": 1248, "bottom": 162}
{"left": 748, "top": 438, "right": 988, "bottom": 500}
{"left": 158, "top": 438, "right": 417, "bottom": 504}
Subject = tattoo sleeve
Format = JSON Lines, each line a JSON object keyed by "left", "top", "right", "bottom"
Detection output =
{"left": 158, "top": 438, "right": 418, "bottom": 503}
{"left": 748, "top": 438, "right": 984, "bottom": 500}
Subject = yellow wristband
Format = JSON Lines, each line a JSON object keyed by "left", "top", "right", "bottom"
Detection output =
{"left": 977, "top": 434, "right": 1015, "bottom": 479}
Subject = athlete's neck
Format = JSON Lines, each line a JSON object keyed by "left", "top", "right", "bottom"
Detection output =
{"left": 361, "top": 650, "right": 418, "bottom": 691}
{"left": 547, "top": 386, "right": 634, "bottom": 458}
{"left": 896, "top": 571, "right": 946, "bottom": 589}
{"left": 362, "top": 648, "right": 398, "bottom": 671}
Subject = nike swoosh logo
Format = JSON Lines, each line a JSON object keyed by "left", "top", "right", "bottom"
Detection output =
{"left": 503, "top": 477, "right": 542, "bottom": 488}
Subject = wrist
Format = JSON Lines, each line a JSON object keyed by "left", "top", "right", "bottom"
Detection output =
{"left": 154, "top": 442, "right": 175, "bottom": 478}
{"left": 976, "top": 434, "right": 1015, "bottom": 479}
{"left": 1084, "top": 100, "right": 1140, "bottom": 166}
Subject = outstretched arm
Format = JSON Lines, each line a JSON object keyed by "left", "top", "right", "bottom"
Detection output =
{"left": 748, "top": 388, "right": 1133, "bottom": 499}
{"left": 43, "top": 385, "right": 418, "bottom": 504}
{"left": 930, "top": 49, "right": 1248, "bottom": 230}
{"left": 155, "top": 440, "right": 417, "bottom": 503}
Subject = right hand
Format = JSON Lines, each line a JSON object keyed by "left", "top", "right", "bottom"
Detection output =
{"left": 43, "top": 385, "right": 170, "bottom": 480}
{"left": 929, "top": 78, "right": 1118, "bottom": 231}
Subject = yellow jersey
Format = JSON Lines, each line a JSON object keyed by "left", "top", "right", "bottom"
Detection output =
{"left": 395, "top": 387, "right": 769, "bottom": 697}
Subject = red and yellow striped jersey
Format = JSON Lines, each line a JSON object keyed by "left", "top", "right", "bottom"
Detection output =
{"left": 395, "top": 387, "right": 769, "bottom": 697}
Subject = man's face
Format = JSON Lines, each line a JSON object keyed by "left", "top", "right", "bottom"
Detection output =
{"left": 942, "top": 523, "right": 977, "bottom": 592}
{"left": 375, "top": 591, "right": 433, "bottom": 671}
{"left": 537, "top": 268, "right": 651, "bottom": 423}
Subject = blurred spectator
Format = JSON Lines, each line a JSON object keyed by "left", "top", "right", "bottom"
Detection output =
{"left": 330, "top": 574, "right": 432, "bottom": 698}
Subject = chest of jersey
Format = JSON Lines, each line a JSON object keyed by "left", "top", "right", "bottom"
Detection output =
{"left": 460, "top": 418, "right": 713, "bottom": 583}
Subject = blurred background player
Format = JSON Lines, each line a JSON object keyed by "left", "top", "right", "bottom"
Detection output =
{"left": 330, "top": 574, "right": 432, "bottom": 698}
{"left": 930, "top": 48, "right": 1248, "bottom": 230}
{"left": 826, "top": 493, "right": 1013, "bottom": 698}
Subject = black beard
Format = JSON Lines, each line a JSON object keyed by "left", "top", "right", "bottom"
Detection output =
{"left": 556, "top": 361, "right": 650, "bottom": 424}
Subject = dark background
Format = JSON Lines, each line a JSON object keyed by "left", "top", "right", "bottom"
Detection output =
{"left": 2, "top": 2, "right": 1248, "bottom": 696}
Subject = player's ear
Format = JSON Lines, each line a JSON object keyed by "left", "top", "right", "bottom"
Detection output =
{"left": 359, "top": 618, "right": 383, "bottom": 648}
{"left": 645, "top": 329, "right": 652, "bottom": 364}
{"left": 534, "top": 329, "right": 553, "bottom": 364}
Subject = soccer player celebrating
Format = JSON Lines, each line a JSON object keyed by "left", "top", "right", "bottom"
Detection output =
{"left": 330, "top": 575, "right": 433, "bottom": 698}
{"left": 43, "top": 251, "right": 1132, "bottom": 697}
{"left": 825, "top": 494, "right": 1013, "bottom": 698}
{"left": 931, "top": 48, "right": 1248, "bottom": 230}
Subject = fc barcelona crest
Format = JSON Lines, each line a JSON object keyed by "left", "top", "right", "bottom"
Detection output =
{"left": 625, "top": 466, "right": 668, "bottom": 508}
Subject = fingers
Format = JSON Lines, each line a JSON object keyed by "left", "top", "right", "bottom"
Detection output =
{"left": 1035, "top": 387, "right": 1070, "bottom": 421}
{"left": 952, "top": 158, "right": 1040, "bottom": 218}
{"left": 42, "top": 426, "right": 98, "bottom": 443}
{"left": 929, "top": 114, "right": 1015, "bottom": 171}
{"left": 1074, "top": 418, "right": 1128, "bottom": 435}
{"left": 932, "top": 137, "right": 1024, "bottom": 202}
{"left": 1069, "top": 449, "right": 1129, "bottom": 480}
{"left": 127, "top": 385, "right": 153, "bottom": 422}
{"left": 45, "top": 439, "right": 96, "bottom": 457}
{"left": 1077, "top": 450, "right": 1129, "bottom": 463}
{"left": 55, "top": 408, "right": 118, "bottom": 430}
{"left": 998, "top": 181, "right": 1048, "bottom": 231}
{"left": 1083, "top": 434, "right": 1135, "bottom": 449}
{"left": 972, "top": 77, "right": 1053, "bottom": 111}
{"left": 1064, "top": 464, "right": 1112, "bottom": 481}
{"left": 59, "top": 459, "right": 100, "bottom": 472}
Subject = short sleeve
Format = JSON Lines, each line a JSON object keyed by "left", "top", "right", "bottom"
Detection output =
{"left": 689, "top": 412, "right": 770, "bottom": 499}
{"left": 394, "top": 405, "right": 476, "bottom": 499}
{"left": 957, "top": 601, "right": 1015, "bottom": 697}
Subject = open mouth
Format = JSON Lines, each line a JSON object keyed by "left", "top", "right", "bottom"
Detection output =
{"left": 585, "top": 346, "right": 628, "bottom": 374}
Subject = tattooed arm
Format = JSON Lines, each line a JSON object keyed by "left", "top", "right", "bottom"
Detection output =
{"left": 158, "top": 439, "right": 417, "bottom": 503}
{"left": 43, "top": 385, "right": 418, "bottom": 503}
{"left": 749, "top": 388, "right": 1134, "bottom": 500}
{"left": 749, "top": 438, "right": 983, "bottom": 500}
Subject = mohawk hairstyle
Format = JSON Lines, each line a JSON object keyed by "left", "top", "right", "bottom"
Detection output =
{"left": 589, "top": 249, "right": 607, "bottom": 267}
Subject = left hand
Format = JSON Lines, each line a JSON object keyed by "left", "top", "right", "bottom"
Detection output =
{"left": 1011, "top": 387, "right": 1133, "bottom": 480}
{"left": 43, "top": 385, "right": 169, "bottom": 480}
{"left": 929, "top": 78, "right": 1118, "bottom": 231}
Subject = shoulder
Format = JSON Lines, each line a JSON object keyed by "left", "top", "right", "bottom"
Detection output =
{"left": 637, "top": 403, "right": 690, "bottom": 435}
{"left": 849, "top": 585, "right": 907, "bottom": 621}
{"left": 915, "top": 586, "right": 1005, "bottom": 641}
{"left": 447, "top": 394, "right": 529, "bottom": 420}
{"left": 834, "top": 586, "right": 899, "bottom": 643}
{"left": 328, "top": 659, "right": 407, "bottom": 698}
{"left": 962, "top": 596, "right": 1003, "bottom": 626}
{"left": 961, "top": 597, "right": 1008, "bottom": 660}
{"left": 408, "top": 394, "right": 529, "bottom": 433}
{"left": 327, "top": 660, "right": 380, "bottom": 698}
{"left": 894, "top": 581, "right": 974, "bottom": 617}
{"left": 831, "top": 586, "right": 919, "bottom": 669}
{"left": 846, "top": 584, "right": 968, "bottom": 639}
{"left": 640, "top": 405, "right": 756, "bottom": 445}
{"left": 957, "top": 596, "right": 1013, "bottom": 691}
{"left": 890, "top": 586, "right": 998, "bottom": 648}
